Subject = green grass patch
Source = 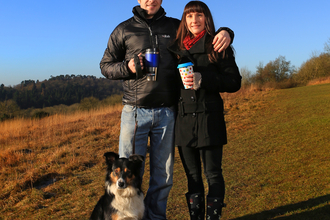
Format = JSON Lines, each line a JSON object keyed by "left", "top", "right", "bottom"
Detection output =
{"left": 221, "top": 84, "right": 330, "bottom": 219}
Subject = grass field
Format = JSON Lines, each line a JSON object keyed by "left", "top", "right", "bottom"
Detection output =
{"left": 1, "top": 83, "right": 329, "bottom": 219}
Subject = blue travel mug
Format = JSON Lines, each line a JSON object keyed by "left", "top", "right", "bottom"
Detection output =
{"left": 145, "top": 48, "right": 159, "bottom": 81}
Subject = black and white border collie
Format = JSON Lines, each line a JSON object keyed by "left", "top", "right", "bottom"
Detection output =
{"left": 90, "top": 152, "right": 145, "bottom": 220}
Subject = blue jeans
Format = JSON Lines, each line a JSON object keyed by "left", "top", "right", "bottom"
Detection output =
{"left": 119, "top": 105, "right": 175, "bottom": 220}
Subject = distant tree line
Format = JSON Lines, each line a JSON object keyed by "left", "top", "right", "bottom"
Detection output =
{"left": 240, "top": 38, "right": 330, "bottom": 89}
{"left": 1, "top": 38, "right": 330, "bottom": 121}
{"left": 0, "top": 74, "right": 123, "bottom": 109}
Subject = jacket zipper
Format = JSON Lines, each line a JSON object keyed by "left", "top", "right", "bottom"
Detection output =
{"left": 148, "top": 26, "right": 159, "bottom": 48}
{"left": 148, "top": 26, "right": 154, "bottom": 47}
{"left": 135, "top": 11, "right": 164, "bottom": 48}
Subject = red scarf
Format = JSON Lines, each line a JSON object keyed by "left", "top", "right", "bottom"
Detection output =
{"left": 183, "top": 30, "right": 206, "bottom": 50}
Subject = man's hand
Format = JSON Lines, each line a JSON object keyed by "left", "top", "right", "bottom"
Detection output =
{"left": 128, "top": 53, "right": 144, "bottom": 73}
{"left": 212, "top": 30, "right": 231, "bottom": 53}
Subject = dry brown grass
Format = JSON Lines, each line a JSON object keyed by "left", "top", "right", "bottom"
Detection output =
{"left": 307, "top": 76, "right": 330, "bottom": 86}
{"left": 1, "top": 96, "right": 252, "bottom": 219}
{"left": 0, "top": 105, "right": 123, "bottom": 218}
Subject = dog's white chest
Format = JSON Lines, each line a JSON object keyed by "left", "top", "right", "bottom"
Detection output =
{"left": 109, "top": 185, "right": 145, "bottom": 220}
{"left": 112, "top": 194, "right": 145, "bottom": 219}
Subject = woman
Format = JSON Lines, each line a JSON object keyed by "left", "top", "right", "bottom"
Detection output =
{"left": 168, "top": 1, "right": 241, "bottom": 219}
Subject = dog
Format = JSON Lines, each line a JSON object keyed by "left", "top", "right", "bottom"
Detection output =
{"left": 90, "top": 152, "right": 145, "bottom": 220}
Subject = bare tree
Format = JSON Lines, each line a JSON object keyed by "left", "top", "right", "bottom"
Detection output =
{"left": 252, "top": 56, "right": 294, "bottom": 84}
{"left": 324, "top": 37, "right": 330, "bottom": 54}
{"left": 240, "top": 66, "right": 252, "bottom": 86}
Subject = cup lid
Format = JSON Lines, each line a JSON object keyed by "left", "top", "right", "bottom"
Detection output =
{"left": 177, "top": 62, "right": 194, "bottom": 69}
{"left": 146, "top": 48, "right": 159, "bottom": 53}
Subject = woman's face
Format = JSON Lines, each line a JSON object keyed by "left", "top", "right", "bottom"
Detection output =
{"left": 185, "top": 12, "right": 206, "bottom": 37}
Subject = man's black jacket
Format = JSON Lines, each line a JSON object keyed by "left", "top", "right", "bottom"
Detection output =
{"left": 100, "top": 6, "right": 181, "bottom": 108}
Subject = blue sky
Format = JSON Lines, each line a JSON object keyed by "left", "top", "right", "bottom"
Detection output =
{"left": 1, "top": 0, "right": 329, "bottom": 86}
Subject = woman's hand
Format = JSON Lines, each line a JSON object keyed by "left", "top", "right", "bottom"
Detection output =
{"left": 182, "top": 73, "right": 194, "bottom": 88}
{"left": 213, "top": 30, "right": 231, "bottom": 53}
{"left": 182, "top": 72, "right": 201, "bottom": 90}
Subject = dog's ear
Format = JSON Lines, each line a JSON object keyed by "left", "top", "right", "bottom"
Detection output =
{"left": 104, "top": 152, "right": 119, "bottom": 167}
{"left": 129, "top": 154, "right": 144, "bottom": 167}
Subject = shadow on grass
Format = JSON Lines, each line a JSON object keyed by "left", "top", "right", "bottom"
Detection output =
{"left": 231, "top": 194, "right": 330, "bottom": 220}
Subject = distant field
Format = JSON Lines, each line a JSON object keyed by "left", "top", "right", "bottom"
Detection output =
{"left": 1, "top": 84, "right": 329, "bottom": 219}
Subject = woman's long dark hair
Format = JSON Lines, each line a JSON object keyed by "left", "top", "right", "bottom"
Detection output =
{"left": 176, "top": 1, "right": 220, "bottom": 62}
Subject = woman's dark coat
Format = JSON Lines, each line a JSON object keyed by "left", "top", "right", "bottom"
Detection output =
{"left": 168, "top": 34, "right": 241, "bottom": 148}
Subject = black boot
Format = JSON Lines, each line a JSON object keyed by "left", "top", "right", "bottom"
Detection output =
{"left": 185, "top": 193, "right": 205, "bottom": 220}
{"left": 206, "top": 196, "right": 226, "bottom": 220}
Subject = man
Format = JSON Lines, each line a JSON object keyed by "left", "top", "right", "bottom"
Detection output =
{"left": 100, "top": 0, "right": 233, "bottom": 219}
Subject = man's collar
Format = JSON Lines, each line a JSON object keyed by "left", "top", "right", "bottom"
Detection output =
{"left": 133, "top": 6, "right": 165, "bottom": 22}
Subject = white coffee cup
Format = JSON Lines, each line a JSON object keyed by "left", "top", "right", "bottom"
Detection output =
{"left": 177, "top": 62, "right": 194, "bottom": 89}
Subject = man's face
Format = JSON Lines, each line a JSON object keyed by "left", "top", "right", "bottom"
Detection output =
{"left": 138, "top": 0, "right": 162, "bottom": 19}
